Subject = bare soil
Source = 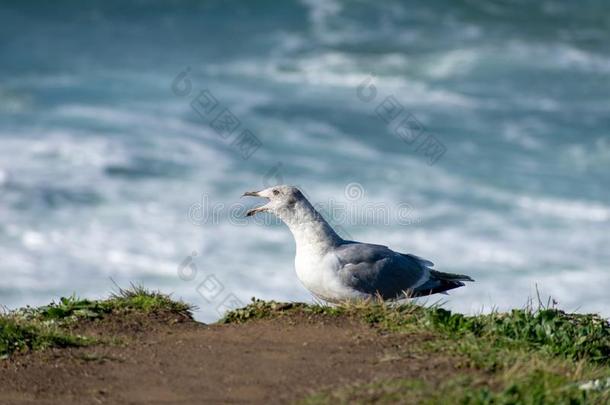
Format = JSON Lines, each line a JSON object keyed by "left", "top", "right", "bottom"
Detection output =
{"left": 0, "top": 311, "right": 474, "bottom": 404}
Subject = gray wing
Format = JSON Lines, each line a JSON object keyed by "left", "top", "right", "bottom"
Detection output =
{"left": 333, "top": 242, "right": 429, "bottom": 299}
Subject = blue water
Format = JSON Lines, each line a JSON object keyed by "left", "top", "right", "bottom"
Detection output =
{"left": 1, "top": 0, "right": 609, "bottom": 322}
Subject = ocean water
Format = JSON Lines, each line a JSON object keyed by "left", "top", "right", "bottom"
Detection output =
{"left": 0, "top": 0, "right": 608, "bottom": 322}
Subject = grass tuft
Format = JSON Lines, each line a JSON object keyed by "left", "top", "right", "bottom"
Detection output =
{"left": 424, "top": 307, "right": 610, "bottom": 363}
{"left": 219, "top": 299, "right": 321, "bottom": 323}
{"left": 26, "top": 284, "right": 195, "bottom": 323}
{"left": 109, "top": 284, "right": 195, "bottom": 316}
{"left": 0, "top": 285, "right": 194, "bottom": 358}
{"left": 0, "top": 316, "right": 91, "bottom": 358}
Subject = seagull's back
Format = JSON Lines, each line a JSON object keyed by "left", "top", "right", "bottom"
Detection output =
{"left": 317, "top": 240, "right": 472, "bottom": 301}
{"left": 332, "top": 241, "right": 429, "bottom": 298}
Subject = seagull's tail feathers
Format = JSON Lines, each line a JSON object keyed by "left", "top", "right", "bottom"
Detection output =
{"left": 429, "top": 270, "right": 474, "bottom": 283}
{"left": 410, "top": 270, "right": 474, "bottom": 297}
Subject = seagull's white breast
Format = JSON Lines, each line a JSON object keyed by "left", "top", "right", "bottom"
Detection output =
{"left": 294, "top": 246, "right": 365, "bottom": 302}
{"left": 282, "top": 200, "right": 368, "bottom": 302}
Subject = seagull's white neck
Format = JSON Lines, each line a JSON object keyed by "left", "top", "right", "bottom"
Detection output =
{"left": 275, "top": 198, "right": 343, "bottom": 254}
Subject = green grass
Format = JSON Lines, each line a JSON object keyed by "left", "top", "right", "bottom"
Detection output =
{"left": 424, "top": 307, "right": 610, "bottom": 363}
{"left": 223, "top": 299, "right": 610, "bottom": 404}
{"left": 0, "top": 317, "right": 91, "bottom": 359}
{"left": 302, "top": 372, "right": 610, "bottom": 405}
{"left": 0, "top": 285, "right": 193, "bottom": 358}
{"left": 33, "top": 284, "right": 193, "bottom": 322}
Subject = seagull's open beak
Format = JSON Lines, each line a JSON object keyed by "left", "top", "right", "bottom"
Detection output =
{"left": 242, "top": 190, "right": 270, "bottom": 217}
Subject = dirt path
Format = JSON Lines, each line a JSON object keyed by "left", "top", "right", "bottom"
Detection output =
{"left": 0, "top": 312, "right": 466, "bottom": 404}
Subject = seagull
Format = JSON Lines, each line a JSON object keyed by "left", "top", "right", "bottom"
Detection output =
{"left": 243, "top": 185, "right": 473, "bottom": 303}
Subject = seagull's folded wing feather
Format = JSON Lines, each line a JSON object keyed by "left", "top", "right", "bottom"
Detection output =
{"left": 332, "top": 242, "right": 429, "bottom": 299}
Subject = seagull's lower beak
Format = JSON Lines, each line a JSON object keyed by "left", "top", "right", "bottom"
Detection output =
{"left": 242, "top": 190, "right": 270, "bottom": 217}
{"left": 246, "top": 206, "right": 269, "bottom": 217}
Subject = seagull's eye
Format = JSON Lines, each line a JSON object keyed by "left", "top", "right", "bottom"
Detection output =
{"left": 273, "top": 189, "right": 280, "bottom": 196}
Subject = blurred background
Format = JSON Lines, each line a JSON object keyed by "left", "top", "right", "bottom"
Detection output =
{"left": 0, "top": 0, "right": 608, "bottom": 322}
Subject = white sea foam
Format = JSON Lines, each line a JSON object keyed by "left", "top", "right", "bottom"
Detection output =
{"left": 506, "top": 41, "right": 610, "bottom": 73}
{"left": 206, "top": 52, "right": 478, "bottom": 108}
{"left": 425, "top": 49, "right": 479, "bottom": 79}
{"left": 0, "top": 169, "right": 8, "bottom": 186}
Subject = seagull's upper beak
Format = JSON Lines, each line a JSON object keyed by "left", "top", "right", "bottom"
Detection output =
{"left": 242, "top": 190, "right": 270, "bottom": 216}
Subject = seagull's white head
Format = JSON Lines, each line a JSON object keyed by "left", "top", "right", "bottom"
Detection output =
{"left": 243, "top": 185, "right": 342, "bottom": 245}
{"left": 242, "top": 185, "right": 305, "bottom": 218}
